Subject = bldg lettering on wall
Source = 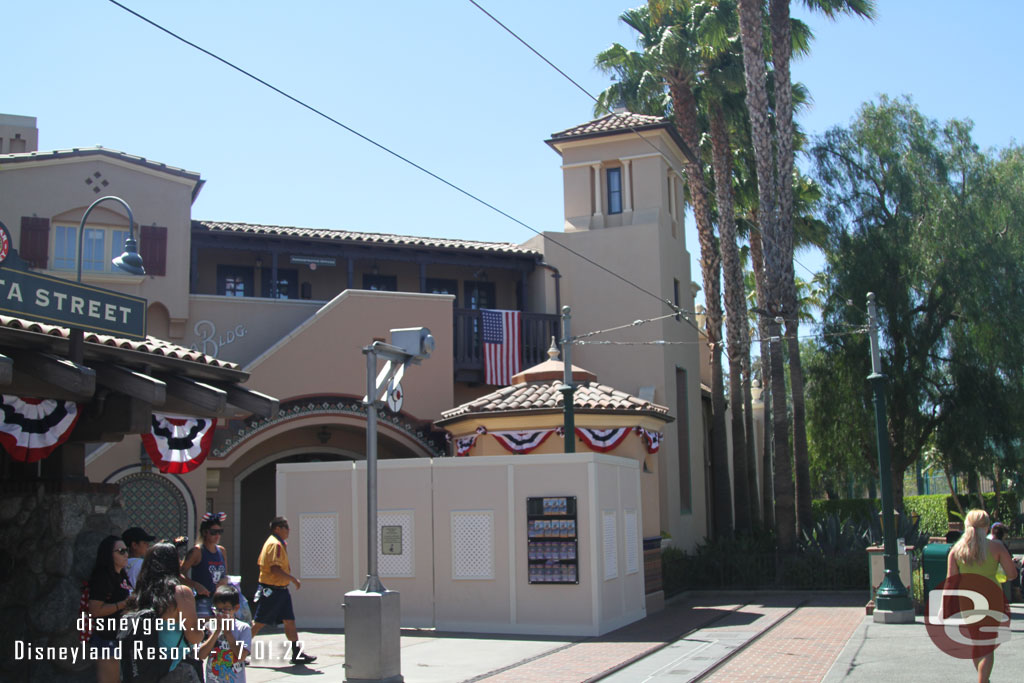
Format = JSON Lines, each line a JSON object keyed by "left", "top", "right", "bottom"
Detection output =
{"left": 189, "top": 319, "right": 247, "bottom": 358}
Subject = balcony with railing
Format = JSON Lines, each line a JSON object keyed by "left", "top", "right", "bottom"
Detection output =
{"left": 453, "top": 309, "right": 561, "bottom": 383}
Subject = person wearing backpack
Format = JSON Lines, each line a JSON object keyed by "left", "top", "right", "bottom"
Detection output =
{"left": 87, "top": 535, "right": 131, "bottom": 683}
{"left": 128, "top": 542, "right": 214, "bottom": 682}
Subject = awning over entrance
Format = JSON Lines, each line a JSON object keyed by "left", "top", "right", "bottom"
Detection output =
{"left": 0, "top": 314, "right": 278, "bottom": 444}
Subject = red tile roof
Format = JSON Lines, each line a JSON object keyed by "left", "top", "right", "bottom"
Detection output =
{"left": 437, "top": 379, "right": 670, "bottom": 424}
{"left": 549, "top": 112, "right": 669, "bottom": 140}
{"left": 0, "top": 146, "right": 202, "bottom": 183}
{"left": 0, "top": 315, "right": 238, "bottom": 370}
{"left": 195, "top": 221, "right": 540, "bottom": 257}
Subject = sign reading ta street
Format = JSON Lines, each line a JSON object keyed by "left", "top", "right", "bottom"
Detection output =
{"left": 0, "top": 264, "right": 148, "bottom": 340}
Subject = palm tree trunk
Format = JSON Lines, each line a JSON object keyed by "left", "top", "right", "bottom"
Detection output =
{"left": 710, "top": 102, "right": 750, "bottom": 533}
{"left": 770, "top": 0, "right": 811, "bottom": 540}
{"left": 668, "top": 77, "right": 732, "bottom": 538}
{"left": 742, "top": 361, "right": 760, "bottom": 527}
{"left": 750, "top": 229, "right": 774, "bottom": 528}
{"left": 737, "top": 0, "right": 795, "bottom": 551}
{"left": 783, "top": 273, "right": 812, "bottom": 538}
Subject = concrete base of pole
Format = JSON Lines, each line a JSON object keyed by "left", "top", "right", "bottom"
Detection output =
{"left": 344, "top": 589, "right": 403, "bottom": 683}
{"left": 872, "top": 608, "right": 916, "bottom": 624}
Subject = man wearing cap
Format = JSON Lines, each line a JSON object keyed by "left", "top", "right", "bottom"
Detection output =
{"left": 121, "top": 527, "right": 155, "bottom": 589}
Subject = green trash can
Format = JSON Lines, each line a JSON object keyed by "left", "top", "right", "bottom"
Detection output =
{"left": 923, "top": 543, "right": 952, "bottom": 595}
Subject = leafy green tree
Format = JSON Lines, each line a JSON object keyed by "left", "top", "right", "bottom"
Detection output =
{"left": 810, "top": 96, "right": 1024, "bottom": 511}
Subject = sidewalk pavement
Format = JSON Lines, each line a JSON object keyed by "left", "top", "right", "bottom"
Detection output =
{"left": 244, "top": 593, "right": 1024, "bottom": 683}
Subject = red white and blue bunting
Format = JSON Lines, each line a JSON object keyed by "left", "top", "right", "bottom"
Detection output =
{"left": 636, "top": 426, "right": 663, "bottom": 454}
{"left": 0, "top": 395, "right": 80, "bottom": 463}
{"left": 142, "top": 414, "right": 218, "bottom": 474}
{"left": 575, "top": 427, "right": 631, "bottom": 453}
{"left": 488, "top": 428, "right": 557, "bottom": 454}
{"left": 452, "top": 424, "right": 665, "bottom": 456}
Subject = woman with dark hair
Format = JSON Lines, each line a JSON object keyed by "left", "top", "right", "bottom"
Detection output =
{"left": 87, "top": 534, "right": 131, "bottom": 683}
{"left": 181, "top": 512, "right": 229, "bottom": 617}
{"left": 131, "top": 542, "right": 210, "bottom": 682}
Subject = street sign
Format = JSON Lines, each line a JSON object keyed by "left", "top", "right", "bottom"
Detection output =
{"left": 0, "top": 263, "right": 148, "bottom": 339}
{"left": 386, "top": 380, "right": 404, "bottom": 413}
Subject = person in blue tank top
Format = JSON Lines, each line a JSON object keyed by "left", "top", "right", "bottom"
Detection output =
{"left": 182, "top": 512, "right": 229, "bottom": 617}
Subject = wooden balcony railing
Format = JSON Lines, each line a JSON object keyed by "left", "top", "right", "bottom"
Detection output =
{"left": 453, "top": 309, "right": 560, "bottom": 381}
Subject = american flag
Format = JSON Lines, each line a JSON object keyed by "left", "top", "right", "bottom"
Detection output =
{"left": 481, "top": 309, "right": 521, "bottom": 385}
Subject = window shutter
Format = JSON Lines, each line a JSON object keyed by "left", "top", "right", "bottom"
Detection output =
{"left": 19, "top": 217, "right": 50, "bottom": 268}
{"left": 139, "top": 225, "right": 167, "bottom": 276}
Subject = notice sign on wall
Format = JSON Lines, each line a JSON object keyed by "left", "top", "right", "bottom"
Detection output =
{"left": 381, "top": 525, "right": 403, "bottom": 555}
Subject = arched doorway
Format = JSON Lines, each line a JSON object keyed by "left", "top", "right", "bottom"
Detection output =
{"left": 238, "top": 450, "right": 352, "bottom": 600}
{"left": 220, "top": 397, "right": 450, "bottom": 599}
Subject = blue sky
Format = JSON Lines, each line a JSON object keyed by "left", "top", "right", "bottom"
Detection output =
{"left": 6, "top": 1, "right": 1021, "bottom": 299}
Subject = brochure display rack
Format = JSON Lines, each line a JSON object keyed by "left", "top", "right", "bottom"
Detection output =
{"left": 526, "top": 496, "right": 578, "bottom": 584}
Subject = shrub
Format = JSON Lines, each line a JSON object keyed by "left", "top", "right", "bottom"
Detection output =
{"left": 903, "top": 494, "right": 948, "bottom": 537}
{"left": 813, "top": 491, "right": 1022, "bottom": 538}
{"left": 950, "top": 492, "right": 1021, "bottom": 527}
{"left": 811, "top": 498, "right": 880, "bottom": 526}
{"left": 661, "top": 528, "right": 869, "bottom": 593}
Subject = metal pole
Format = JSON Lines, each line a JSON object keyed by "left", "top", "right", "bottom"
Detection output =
{"left": 77, "top": 195, "right": 136, "bottom": 283}
{"left": 71, "top": 196, "right": 142, "bottom": 364}
{"left": 560, "top": 305, "right": 575, "bottom": 453}
{"left": 364, "top": 345, "right": 383, "bottom": 593}
{"left": 866, "top": 292, "right": 913, "bottom": 620}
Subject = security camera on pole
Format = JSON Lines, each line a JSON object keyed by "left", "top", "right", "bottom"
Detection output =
{"left": 344, "top": 327, "right": 434, "bottom": 683}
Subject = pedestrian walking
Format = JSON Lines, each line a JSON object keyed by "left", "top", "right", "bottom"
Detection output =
{"left": 946, "top": 509, "right": 1018, "bottom": 683}
{"left": 250, "top": 516, "right": 317, "bottom": 664}
{"left": 182, "top": 512, "right": 229, "bottom": 616}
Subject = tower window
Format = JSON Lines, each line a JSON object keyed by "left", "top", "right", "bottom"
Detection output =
{"left": 607, "top": 167, "right": 623, "bottom": 215}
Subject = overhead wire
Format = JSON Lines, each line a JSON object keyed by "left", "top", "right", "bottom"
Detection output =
{"left": 573, "top": 326, "right": 868, "bottom": 348}
{"left": 466, "top": 0, "right": 824, "bottom": 283}
{"left": 105, "top": 0, "right": 697, "bottom": 329}
{"left": 570, "top": 313, "right": 686, "bottom": 343}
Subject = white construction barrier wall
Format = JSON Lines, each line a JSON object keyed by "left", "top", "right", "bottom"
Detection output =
{"left": 276, "top": 452, "right": 645, "bottom": 636}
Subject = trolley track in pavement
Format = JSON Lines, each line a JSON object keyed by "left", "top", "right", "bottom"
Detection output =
{"left": 595, "top": 598, "right": 809, "bottom": 683}
{"left": 690, "top": 599, "right": 808, "bottom": 682}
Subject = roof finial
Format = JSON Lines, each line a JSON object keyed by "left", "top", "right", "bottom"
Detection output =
{"left": 547, "top": 336, "right": 560, "bottom": 361}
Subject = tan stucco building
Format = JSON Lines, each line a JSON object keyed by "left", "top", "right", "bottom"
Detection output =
{"left": 0, "top": 110, "right": 716, "bottom": 607}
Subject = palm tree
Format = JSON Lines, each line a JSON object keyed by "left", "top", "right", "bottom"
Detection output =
{"left": 596, "top": 0, "right": 733, "bottom": 536}
{"left": 698, "top": 5, "right": 755, "bottom": 532}
{"left": 736, "top": 0, "right": 874, "bottom": 548}
{"left": 735, "top": 0, "right": 795, "bottom": 550}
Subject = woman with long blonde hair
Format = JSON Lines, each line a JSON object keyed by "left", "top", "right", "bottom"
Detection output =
{"left": 946, "top": 509, "right": 1018, "bottom": 683}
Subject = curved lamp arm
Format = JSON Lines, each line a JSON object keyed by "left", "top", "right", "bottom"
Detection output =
{"left": 77, "top": 195, "right": 145, "bottom": 282}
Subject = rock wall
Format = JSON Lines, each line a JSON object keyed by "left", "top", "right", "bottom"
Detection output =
{"left": 0, "top": 484, "right": 127, "bottom": 682}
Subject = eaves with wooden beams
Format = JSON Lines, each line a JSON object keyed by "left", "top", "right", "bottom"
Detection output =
{"left": 0, "top": 315, "right": 278, "bottom": 443}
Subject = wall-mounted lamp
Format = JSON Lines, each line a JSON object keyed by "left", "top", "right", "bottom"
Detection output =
{"left": 316, "top": 426, "right": 331, "bottom": 445}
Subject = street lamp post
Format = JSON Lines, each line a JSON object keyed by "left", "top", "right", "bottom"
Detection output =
{"left": 866, "top": 292, "right": 914, "bottom": 623}
{"left": 559, "top": 305, "right": 575, "bottom": 453}
{"left": 69, "top": 196, "right": 145, "bottom": 363}
{"left": 345, "top": 327, "right": 433, "bottom": 683}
